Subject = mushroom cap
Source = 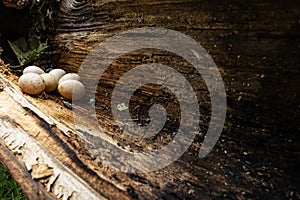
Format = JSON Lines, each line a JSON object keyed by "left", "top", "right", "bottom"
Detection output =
{"left": 58, "top": 80, "right": 86, "bottom": 101}
{"left": 18, "top": 73, "right": 45, "bottom": 95}
{"left": 23, "top": 66, "right": 45, "bottom": 75}
{"left": 49, "top": 69, "right": 66, "bottom": 80}
{"left": 58, "top": 73, "right": 81, "bottom": 84}
{"left": 40, "top": 73, "right": 58, "bottom": 92}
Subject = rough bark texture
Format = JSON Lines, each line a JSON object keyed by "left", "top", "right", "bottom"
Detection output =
{"left": 0, "top": 0, "right": 299, "bottom": 199}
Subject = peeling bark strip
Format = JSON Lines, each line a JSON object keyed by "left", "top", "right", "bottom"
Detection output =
{"left": 0, "top": 141, "right": 56, "bottom": 200}
{"left": 0, "top": 114, "right": 105, "bottom": 199}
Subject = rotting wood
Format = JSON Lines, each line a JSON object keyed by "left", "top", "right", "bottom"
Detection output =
{"left": 0, "top": 94, "right": 106, "bottom": 200}
{"left": 0, "top": 0, "right": 299, "bottom": 199}
{"left": 0, "top": 141, "right": 57, "bottom": 200}
{"left": 0, "top": 74, "right": 131, "bottom": 200}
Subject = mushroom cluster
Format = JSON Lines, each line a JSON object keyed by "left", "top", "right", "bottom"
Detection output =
{"left": 18, "top": 66, "right": 86, "bottom": 101}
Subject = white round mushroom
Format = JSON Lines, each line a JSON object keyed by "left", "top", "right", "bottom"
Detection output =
{"left": 23, "top": 66, "right": 44, "bottom": 75}
{"left": 40, "top": 73, "right": 58, "bottom": 92}
{"left": 18, "top": 73, "right": 45, "bottom": 95}
{"left": 58, "top": 80, "right": 86, "bottom": 101}
{"left": 58, "top": 73, "right": 81, "bottom": 84}
{"left": 49, "top": 69, "right": 66, "bottom": 80}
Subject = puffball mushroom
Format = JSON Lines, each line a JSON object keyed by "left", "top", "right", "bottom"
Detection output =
{"left": 40, "top": 73, "right": 58, "bottom": 92}
{"left": 58, "top": 80, "right": 86, "bottom": 101}
{"left": 23, "top": 66, "right": 45, "bottom": 75}
{"left": 58, "top": 73, "right": 81, "bottom": 84}
{"left": 49, "top": 69, "right": 66, "bottom": 80}
{"left": 18, "top": 73, "right": 45, "bottom": 95}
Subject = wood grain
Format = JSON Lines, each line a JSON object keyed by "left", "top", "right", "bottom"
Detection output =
{"left": 0, "top": 0, "right": 299, "bottom": 199}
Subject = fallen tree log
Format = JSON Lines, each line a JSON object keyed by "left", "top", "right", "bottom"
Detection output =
{"left": 0, "top": 0, "right": 299, "bottom": 199}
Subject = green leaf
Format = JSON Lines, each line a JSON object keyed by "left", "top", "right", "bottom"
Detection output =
{"left": 29, "top": 35, "right": 40, "bottom": 50}
{"left": 8, "top": 40, "right": 22, "bottom": 64}
{"left": 8, "top": 36, "right": 48, "bottom": 68}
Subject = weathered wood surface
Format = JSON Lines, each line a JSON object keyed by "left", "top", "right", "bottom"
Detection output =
{"left": 53, "top": 0, "right": 299, "bottom": 198}
{"left": 0, "top": 0, "right": 299, "bottom": 199}
{"left": 0, "top": 73, "right": 128, "bottom": 199}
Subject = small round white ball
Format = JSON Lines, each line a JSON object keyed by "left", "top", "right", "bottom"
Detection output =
{"left": 49, "top": 69, "right": 66, "bottom": 80}
{"left": 40, "top": 73, "right": 58, "bottom": 92}
{"left": 23, "top": 66, "right": 44, "bottom": 75}
{"left": 58, "top": 80, "right": 86, "bottom": 101}
{"left": 18, "top": 73, "right": 45, "bottom": 95}
{"left": 58, "top": 73, "right": 81, "bottom": 84}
